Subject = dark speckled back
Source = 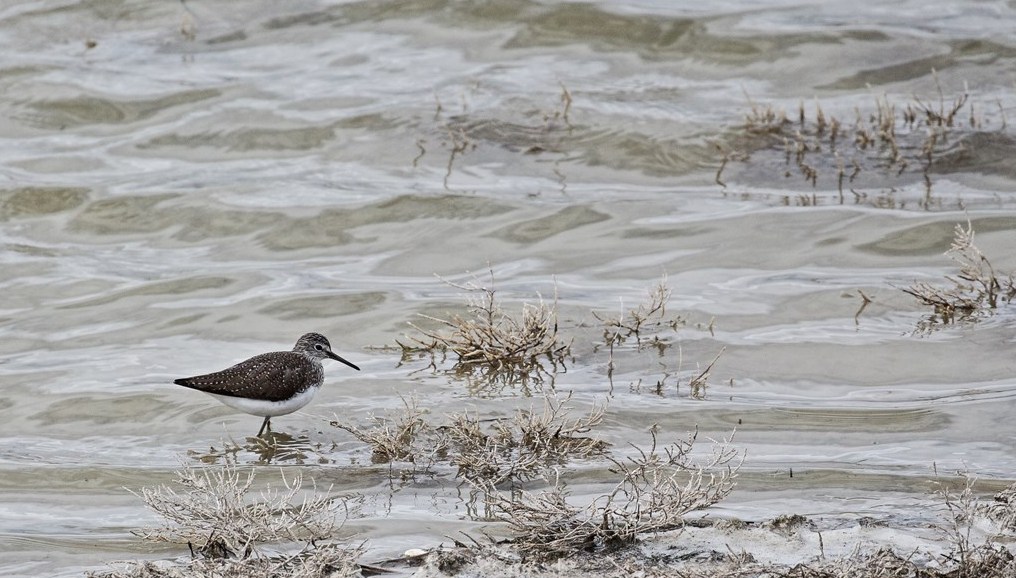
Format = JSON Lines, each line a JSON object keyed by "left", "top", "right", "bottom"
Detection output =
{"left": 173, "top": 351, "right": 325, "bottom": 402}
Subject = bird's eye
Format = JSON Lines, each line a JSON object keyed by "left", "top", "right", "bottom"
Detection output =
{"left": 315, "top": 344, "right": 324, "bottom": 350}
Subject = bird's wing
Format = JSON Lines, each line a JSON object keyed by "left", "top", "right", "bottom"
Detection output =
{"left": 173, "top": 352, "right": 316, "bottom": 402}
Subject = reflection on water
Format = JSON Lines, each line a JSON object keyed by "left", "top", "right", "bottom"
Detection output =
{"left": 188, "top": 431, "right": 339, "bottom": 466}
{"left": 2, "top": 0, "right": 1016, "bottom": 575}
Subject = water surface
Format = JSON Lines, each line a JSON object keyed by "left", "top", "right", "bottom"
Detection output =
{"left": 2, "top": 0, "right": 1016, "bottom": 575}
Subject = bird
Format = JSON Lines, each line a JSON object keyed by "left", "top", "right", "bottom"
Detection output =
{"left": 174, "top": 333, "right": 360, "bottom": 437}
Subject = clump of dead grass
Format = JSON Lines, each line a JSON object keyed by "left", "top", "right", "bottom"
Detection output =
{"left": 424, "top": 474, "right": 1016, "bottom": 577}
{"left": 743, "top": 95, "right": 791, "bottom": 135}
{"left": 469, "top": 428, "right": 741, "bottom": 559}
{"left": 982, "top": 481, "right": 1016, "bottom": 532}
{"left": 445, "top": 393, "right": 608, "bottom": 486}
{"left": 332, "top": 392, "right": 607, "bottom": 485}
{"left": 88, "top": 464, "right": 362, "bottom": 578}
{"left": 902, "top": 221, "right": 1016, "bottom": 331}
{"left": 331, "top": 395, "right": 439, "bottom": 466}
{"left": 934, "top": 476, "right": 1016, "bottom": 578}
{"left": 332, "top": 391, "right": 744, "bottom": 561}
{"left": 398, "top": 272, "right": 571, "bottom": 391}
{"left": 131, "top": 466, "right": 346, "bottom": 553}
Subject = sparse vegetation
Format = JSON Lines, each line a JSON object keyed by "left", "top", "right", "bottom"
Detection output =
{"left": 934, "top": 477, "right": 1016, "bottom": 578}
{"left": 401, "top": 475, "right": 1016, "bottom": 577}
{"left": 687, "top": 346, "right": 724, "bottom": 400}
{"left": 468, "top": 428, "right": 741, "bottom": 559}
{"left": 722, "top": 78, "right": 1014, "bottom": 206}
{"left": 332, "top": 395, "right": 437, "bottom": 465}
{"left": 902, "top": 221, "right": 1016, "bottom": 331}
{"left": 398, "top": 272, "right": 571, "bottom": 391}
{"left": 88, "top": 465, "right": 362, "bottom": 578}
{"left": 445, "top": 393, "right": 608, "bottom": 486}
{"left": 331, "top": 389, "right": 742, "bottom": 560}
{"left": 591, "top": 277, "right": 720, "bottom": 395}
{"left": 93, "top": 252, "right": 1016, "bottom": 578}
{"left": 593, "top": 277, "right": 685, "bottom": 349}
{"left": 332, "top": 391, "right": 609, "bottom": 485}
{"left": 983, "top": 481, "right": 1016, "bottom": 532}
{"left": 427, "top": 84, "right": 575, "bottom": 190}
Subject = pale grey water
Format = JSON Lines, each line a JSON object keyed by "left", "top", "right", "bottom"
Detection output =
{"left": 2, "top": 0, "right": 1016, "bottom": 575}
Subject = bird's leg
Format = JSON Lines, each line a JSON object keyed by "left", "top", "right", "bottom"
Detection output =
{"left": 257, "top": 416, "right": 271, "bottom": 437}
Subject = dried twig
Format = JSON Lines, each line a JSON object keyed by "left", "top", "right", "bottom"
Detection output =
{"left": 594, "top": 277, "right": 685, "bottom": 349}
{"left": 902, "top": 221, "right": 1016, "bottom": 331}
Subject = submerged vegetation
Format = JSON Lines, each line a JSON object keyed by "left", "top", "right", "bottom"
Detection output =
{"left": 720, "top": 78, "right": 1014, "bottom": 208}
{"left": 421, "top": 83, "right": 574, "bottom": 190}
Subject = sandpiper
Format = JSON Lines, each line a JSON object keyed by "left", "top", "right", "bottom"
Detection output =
{"left": 174, "top": 333, "right": 360, "bottom": 437}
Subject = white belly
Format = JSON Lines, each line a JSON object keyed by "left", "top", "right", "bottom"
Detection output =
{"left": 207, "top": 386, "right": 319, "bottom": 417}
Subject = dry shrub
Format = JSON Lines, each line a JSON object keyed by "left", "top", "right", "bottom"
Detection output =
{"left": 903, "top": 221, "right": 1016, "bottom": 331}
{"left": 935, "top": 476, "right": 1016, "bottom": 578}
{"left": 983, "top": 481, "right": 1016, "bottom": 532}
{"left": 331, "top": 395, "right": 440, "bottom": 465}
{"left": 346, "top": 475, "right": 1016, "bottom": 578}
{"left": 446, "top": 393, "right": 608, "bottom": 485}
{"left": 332, "top": 392, "right": 607, "bottom": 485}
{"left": 470, "top": 428, "right": 741, "bottom": 559}
{"left": 433, "top": 478, "right": 1016, "bottom": 577}
{"left": 332, "top": 393, "right": 742, "bottom": 562}
{"left": 88, "top": 464, "right": 361, "bottom": 578}
{"left": 132, "top": 466, "right": 345, "bottom": 554}
{"left": 399, "top": 272, "right": 571, "bottom": 390}
{"left": 594, "top": 277, "right": 687, "bottom": 350}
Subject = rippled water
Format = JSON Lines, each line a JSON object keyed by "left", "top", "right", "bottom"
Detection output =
{"left": 2, "top": 1, "right": 1016, "bottom": 575}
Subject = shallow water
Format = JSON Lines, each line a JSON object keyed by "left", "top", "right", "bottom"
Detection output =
{"left": 2, "top": 0, "right": 1016, "bottom": 575}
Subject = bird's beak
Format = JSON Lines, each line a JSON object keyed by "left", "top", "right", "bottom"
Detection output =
{"left": 328, "top": 351, "right": 360, "bottom": 371}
